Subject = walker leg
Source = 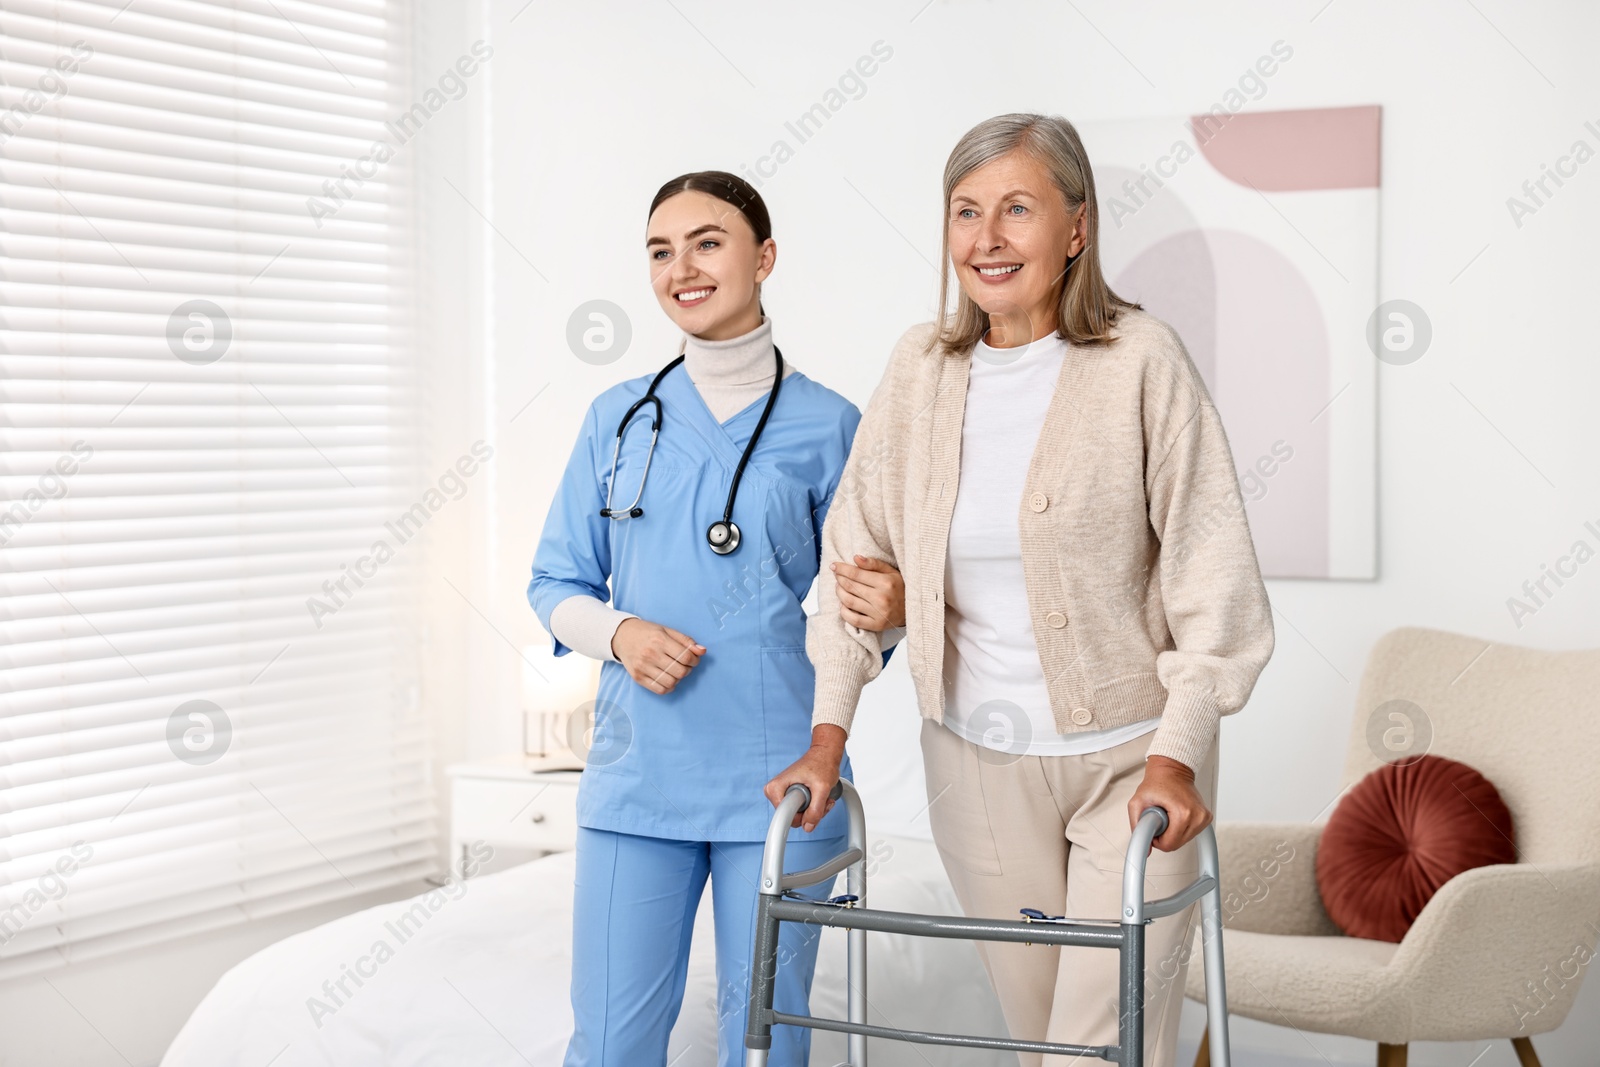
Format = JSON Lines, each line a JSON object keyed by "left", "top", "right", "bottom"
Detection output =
{"left": 846, "top": 922, "right": 867, "bottom": 1066}
{"left": 1197, "top": 827, "right": 1231, "bottom": 1067}
{"left": 744, "top": 891, "right": 780, "bottom": 1067}
{"left": 843, "top": 780, "right": 868, "bottom": 1066}
{"left": 1120, "top": 918, "right": 1145, "bottom": 1067}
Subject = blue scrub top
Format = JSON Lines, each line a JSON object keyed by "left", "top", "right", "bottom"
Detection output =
{"left": 529, "top": 364, "right": 885, "bottom": 842}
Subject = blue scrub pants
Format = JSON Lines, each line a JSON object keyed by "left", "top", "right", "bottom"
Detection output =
{"left": 563, "top": 826, "right": 844, "bottom": 1067}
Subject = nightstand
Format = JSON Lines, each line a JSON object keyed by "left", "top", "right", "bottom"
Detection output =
{"left": 446, "top": 755, "right": 583, "bottom": 879}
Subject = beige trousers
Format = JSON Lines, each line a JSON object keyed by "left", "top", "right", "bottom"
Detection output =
{"left": 918, "top": 718, "right": 1219, "bottom": 1067}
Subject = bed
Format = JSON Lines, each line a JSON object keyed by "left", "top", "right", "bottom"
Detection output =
{"left": 160, "top": 832, "right": 1011, "bottom": 1066}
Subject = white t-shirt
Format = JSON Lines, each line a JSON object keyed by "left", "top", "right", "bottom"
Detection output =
{"left": 941, "top": 333, "right": 1160, "bottom": 757}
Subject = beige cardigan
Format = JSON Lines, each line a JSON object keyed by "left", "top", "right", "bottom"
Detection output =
{"left": 807, "top": 309, "right": 1275, "bottom": 772}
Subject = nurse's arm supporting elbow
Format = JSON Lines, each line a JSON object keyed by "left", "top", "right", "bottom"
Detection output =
{"left": 832, "top": 554, "right": 905, "bottom": 631}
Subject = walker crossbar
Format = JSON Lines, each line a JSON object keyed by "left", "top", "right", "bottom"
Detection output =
{"left": 766, "top": 897, "right": 1126, "bottom": 948}
{"left": 768, "top": 1009, "right": 1112, "bottom": 1059}
{"left": 743, "top": 779, "right": 1233, "bottom": 1067}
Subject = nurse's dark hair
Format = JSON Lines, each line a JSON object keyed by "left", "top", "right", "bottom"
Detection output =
{"left": 649, "top": 171, "right": 772, "bottom": 313}
{"left": 650, "top": 170, "right": 771, "bottom": 242}
{"left": 649, "top": 170, "right": 774, "bottom": 243}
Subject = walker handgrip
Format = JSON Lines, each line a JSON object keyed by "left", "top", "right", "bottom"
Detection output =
{"left": 1122, "top": 806, "right": 1171, "bottom": 925}
{"left": 785, "top": 780, "right": 844, "bottom": 815}
{"left": 1139, "top": 806, "right": 1170, "bottom": 839}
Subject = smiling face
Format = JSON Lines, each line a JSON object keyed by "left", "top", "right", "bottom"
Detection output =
{"left": 646, "top": 190, "right": 774, "bottom": 342}
{"left": 947, "top": 148, "right": 1088, "bottom": 346}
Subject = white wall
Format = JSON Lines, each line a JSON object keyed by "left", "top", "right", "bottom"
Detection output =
{"left": 478, "top": 1, "right": 1600, "bottom": 1065}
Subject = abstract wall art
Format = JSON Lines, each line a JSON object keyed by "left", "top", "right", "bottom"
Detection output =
{"left": 1083, "top": 104, "right": 1382, "bottom": 580}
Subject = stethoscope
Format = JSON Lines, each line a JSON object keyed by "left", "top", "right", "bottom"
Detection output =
{"left": 599, "top": 345, "right": 784, "bottom": 556}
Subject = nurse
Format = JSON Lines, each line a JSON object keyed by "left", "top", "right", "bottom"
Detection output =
{"left": 527, "top": 170, "right": 906, "bottom": 1067}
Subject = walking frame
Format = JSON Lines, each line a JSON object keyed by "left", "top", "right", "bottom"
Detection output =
{"left": 744, "top": 780, "right": 1232, "bottom": 1066}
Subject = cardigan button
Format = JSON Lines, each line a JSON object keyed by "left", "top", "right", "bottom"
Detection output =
{"left": 1030, "top": 491, "right": 1049, "bottom": 512}
{"left": 1045, "top": 611, "right": 1066, "bottom": 628}
{"left": 1071, "top": 707, "right": 1094, "bottom": 726}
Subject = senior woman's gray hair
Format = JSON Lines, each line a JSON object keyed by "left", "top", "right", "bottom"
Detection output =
{"left": 932, "top": 112, "right": 1138, "bottom": 353}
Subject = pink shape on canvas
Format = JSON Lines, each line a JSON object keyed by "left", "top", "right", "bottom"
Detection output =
{"left": 1192, "top": 105, "right": 1381, "bottom": 191}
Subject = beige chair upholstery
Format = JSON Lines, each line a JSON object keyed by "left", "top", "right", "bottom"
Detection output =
{"left": 1184, "top": 627, "right": 1600, "bottom": 1062}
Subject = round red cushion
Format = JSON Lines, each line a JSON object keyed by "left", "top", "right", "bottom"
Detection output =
{"left": 1315, "top": 754, "right": 1516, "bottom": 943}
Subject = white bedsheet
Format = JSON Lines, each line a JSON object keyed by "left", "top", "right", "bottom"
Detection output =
{"left": 162, "top": 833, "right": 1011, "bottom": 1066}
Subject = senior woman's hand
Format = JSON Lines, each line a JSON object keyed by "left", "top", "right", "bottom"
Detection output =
{"left": 1127, "top": 755, "right": 1212, "bottom": 852}
{"left": 833, "top": 554, "right": 905, "bottom": 631}
{"left": 764, "top": 725, "right": 847, "bottom": 833}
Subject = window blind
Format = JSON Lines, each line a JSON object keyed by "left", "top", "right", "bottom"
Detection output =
{"left": 0, "top": 0, "right": 437, "bottom": 979}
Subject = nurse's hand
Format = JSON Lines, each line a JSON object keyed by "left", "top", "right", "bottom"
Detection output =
{"left": 611, "top": 618, "right": 705, "bottom": 696}
{"left": 833, "top": 555, "right": 905, "bottom": 632}
{"left": 764, "top": 725, "right": 846, "bottom": 833}
{"left": 1127, "top": 755, "right": 1211, "bottom": 853}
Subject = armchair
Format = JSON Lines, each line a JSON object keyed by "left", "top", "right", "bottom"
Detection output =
{"left": 1184, "top": 627, "right": 1600, "bottom": 1067}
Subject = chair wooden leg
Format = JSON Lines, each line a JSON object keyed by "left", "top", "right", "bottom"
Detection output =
{"left": 1376, "top": 1043, "right": 1408, "bottom": 1067}
{"left": 1192, "top": 1023, "right": 1210, "bottom": 1067}
{"left": 1511, "top": 1036, "right": 1542, "bottom": 1067}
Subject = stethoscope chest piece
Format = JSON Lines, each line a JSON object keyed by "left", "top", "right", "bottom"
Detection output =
{"left": 706, "top": 519, "right": 740, "bottom": 555}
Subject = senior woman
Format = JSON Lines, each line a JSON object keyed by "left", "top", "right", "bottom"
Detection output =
{"left": 765, "top": 113, "right": 1275, "bottom": 1067}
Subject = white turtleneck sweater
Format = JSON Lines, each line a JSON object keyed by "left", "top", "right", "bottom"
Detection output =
{"left": 548, "top": 316, "right": 818, "bottom": 662}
